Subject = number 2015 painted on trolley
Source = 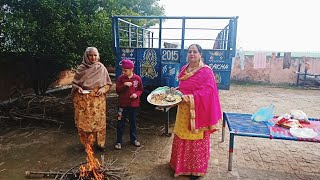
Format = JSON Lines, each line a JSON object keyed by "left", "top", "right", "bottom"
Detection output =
{"left": 162, "top": 50, "right": 179, "bottom": 61}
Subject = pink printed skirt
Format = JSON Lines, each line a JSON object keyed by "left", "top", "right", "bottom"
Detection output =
{"left": 170, "top": 131, "right": 211, "bottom": 177}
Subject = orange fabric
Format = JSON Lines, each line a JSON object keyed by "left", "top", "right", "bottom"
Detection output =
{"left": 74, "top": 88, "right": 106, "bottom": 132}
{"left": 78, "top": 128, "right": 106, "bottom": 148}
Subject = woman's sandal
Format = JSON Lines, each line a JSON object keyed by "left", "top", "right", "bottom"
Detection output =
{"left": 190, "top": 175, "right": 200, "bottom": 180}
{"left": 114, "top": 143, "right": 121, "bottom": 150}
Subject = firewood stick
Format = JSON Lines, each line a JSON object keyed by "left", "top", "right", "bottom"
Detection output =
{"left": 13, "top": 111, "right": 64, "bottom": 124}
{"left": 101, "top": 154, "right": 105, "bottom": 165}
{"left": 59, "top": 162, "right": 86, "bottom": 180}
{"left": 25, "top": 171, "right": 71, "bottom": 175}
{"left": 25, "top": 170, "right": 73, "bottom": 178}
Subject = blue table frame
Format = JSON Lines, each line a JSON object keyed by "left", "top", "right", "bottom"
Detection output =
{"left": 222, "top": 112, "right": 270, "bottom": 171}
{"left": 222, "top": 112, "right": 319, "bottom": 171}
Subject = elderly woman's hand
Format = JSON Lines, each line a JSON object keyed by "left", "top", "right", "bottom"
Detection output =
{"left": 105, "top": 85, "right": 110, "bottom": 92}
{"left": 78, "top": 87, "right": 84, "bottom": 94}
{"left": 96, "top": 87, "right": 105, "bottom": 96}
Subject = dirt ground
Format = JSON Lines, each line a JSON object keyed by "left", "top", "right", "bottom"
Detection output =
{"left": 0, "top": 84, "right": 320, "bottom": 180}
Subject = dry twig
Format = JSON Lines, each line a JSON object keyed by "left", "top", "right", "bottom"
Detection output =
{"left": 7, "top": 95, "right": 73, "bottom": 126}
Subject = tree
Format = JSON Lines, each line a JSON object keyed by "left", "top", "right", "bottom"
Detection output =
{"left": 0, "top": 0, "right": 164, "bottom": 95}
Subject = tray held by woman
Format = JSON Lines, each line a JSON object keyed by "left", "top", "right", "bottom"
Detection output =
{"left": 147, "top": 86, "right": 183, "bottom": 107}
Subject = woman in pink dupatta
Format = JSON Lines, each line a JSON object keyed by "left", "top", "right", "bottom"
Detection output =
{"left": 170, "top": 44, "right": 222, "bottom": 179}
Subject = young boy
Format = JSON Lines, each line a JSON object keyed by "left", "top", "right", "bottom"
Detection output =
{"left": 115, "top": 59, "right": 143, "bottom": 150}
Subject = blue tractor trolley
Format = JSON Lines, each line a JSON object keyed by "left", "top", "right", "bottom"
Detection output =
{"left": 112, "top": 16, "right": 238, "bottom": 91}
{"left": 112, "top": 16, "right": 238, "bottom": 136}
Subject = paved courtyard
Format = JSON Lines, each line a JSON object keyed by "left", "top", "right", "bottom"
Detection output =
{"left": 0, "top": 84, "right": 319, "bottom": 180}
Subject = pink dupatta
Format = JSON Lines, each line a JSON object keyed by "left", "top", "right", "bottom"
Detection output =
{"left": 178, "top": 64, "right": 222, "bottom": 133}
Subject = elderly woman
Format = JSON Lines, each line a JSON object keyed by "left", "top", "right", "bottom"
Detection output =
{"left": 72, "top": 47, "right": 112, "bottom": 151}
{"left": 170, "top": 44, "right": 222, "bottom": 179}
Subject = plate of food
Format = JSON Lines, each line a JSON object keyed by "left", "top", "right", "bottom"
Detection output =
{"left": 147, "top": 86, "right": 183, "bottom": 107}
{"left": 289, "top": 127, "right": 318, "bottom": 138}
{"left": 81, "top": 90, "right": 92, "bottom": 94}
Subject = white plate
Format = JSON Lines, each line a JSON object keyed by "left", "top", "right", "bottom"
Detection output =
{"left": 289, "top": 127, "right": 318, "bottom": 138}
{"left": 147, "top": 86, "right": 183, "bottom": 107}
{"left": 81, "top": 90, "right": 92, "bottom": 94}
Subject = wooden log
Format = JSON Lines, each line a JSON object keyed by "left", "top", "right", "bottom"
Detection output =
{"left": 25, "top": 170, "right": 73, "bottom": 179}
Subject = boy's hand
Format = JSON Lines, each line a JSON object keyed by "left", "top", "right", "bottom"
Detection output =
{"left": 124, "top": 82, "right": 132, "bottom": 87}
{"left": 130, "top": 93, "right": 137, "bottom": 99}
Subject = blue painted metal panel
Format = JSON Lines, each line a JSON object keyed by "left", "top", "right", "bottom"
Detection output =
{"left": 116, "top": 48, "right": 138, "bottom": 77}
{"left": 113, "top": 16, "right": 239, "bottom": 91}
{"left": 161, "top": 63, "right": 180, "bottom": 87}
{"left": 137, "top": 48, "right": 161, "bottom": 88}
{"left": 202, "top": 50, "right": 232, "bottom": 89}
{"left": 160, "top": 49, "right": 181, "bottom": 87}
{"left": 116, "top": 48, "right": 162, "bottom": 89}
{"left": 203, "top": 50, "right": 227, "bottom": 64}
{"left": 214, "top": 71, "right": 231, "bottom": 90}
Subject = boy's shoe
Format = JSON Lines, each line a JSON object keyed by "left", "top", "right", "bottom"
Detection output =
{"left": 133, "top": 140, "right": 141, "bottom": 147}
{"left": 114, "top": 143, "right": 121, "bottom": 150}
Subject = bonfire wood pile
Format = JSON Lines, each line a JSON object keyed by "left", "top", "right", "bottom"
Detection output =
{"left": 1, "top": 91, "right": 167, "bottom": 180}
{"left": 25, "top": 158, "right": 127, "bottom": 180}
{"left": 0, "top": 93, "right": 128, "bottom": 179}
{"left": 25, "top": 134, "right": 127, "bottom": 180}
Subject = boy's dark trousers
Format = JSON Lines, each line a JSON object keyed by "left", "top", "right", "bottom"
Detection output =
{"left": 116, "top": 107, "right": 138, "bottom": 144}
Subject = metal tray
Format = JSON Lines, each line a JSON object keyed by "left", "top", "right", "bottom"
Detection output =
{"left": 147, "top": 86, "right": 183, "bottom": 107}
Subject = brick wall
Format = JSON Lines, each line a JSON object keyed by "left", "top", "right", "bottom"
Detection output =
{"left": 231, "top": 54, "right": 320, "bottom": 84}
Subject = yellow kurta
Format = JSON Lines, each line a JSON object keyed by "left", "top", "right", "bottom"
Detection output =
{"left": 173, "top": 102, "right": 204, "bottom": 140}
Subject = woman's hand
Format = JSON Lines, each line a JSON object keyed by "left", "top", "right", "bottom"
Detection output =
{"left": 170, "top": 87, "right": 179, "bottom": 91}
{"left": 95, "top": 87, "right": 105, "bottom": 96}
{"left": 78, "top": 87, "right": 84, "bottom": 94}
{"left": 105, "top": 85, "right": 110, "bottom": 92}
{"left": 182, "top": 95, "right": 190, "bottom": 104}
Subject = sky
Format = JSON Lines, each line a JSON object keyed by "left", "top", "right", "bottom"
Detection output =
{"left": 158, "top": 0, "right": 320, "bottom": 52}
